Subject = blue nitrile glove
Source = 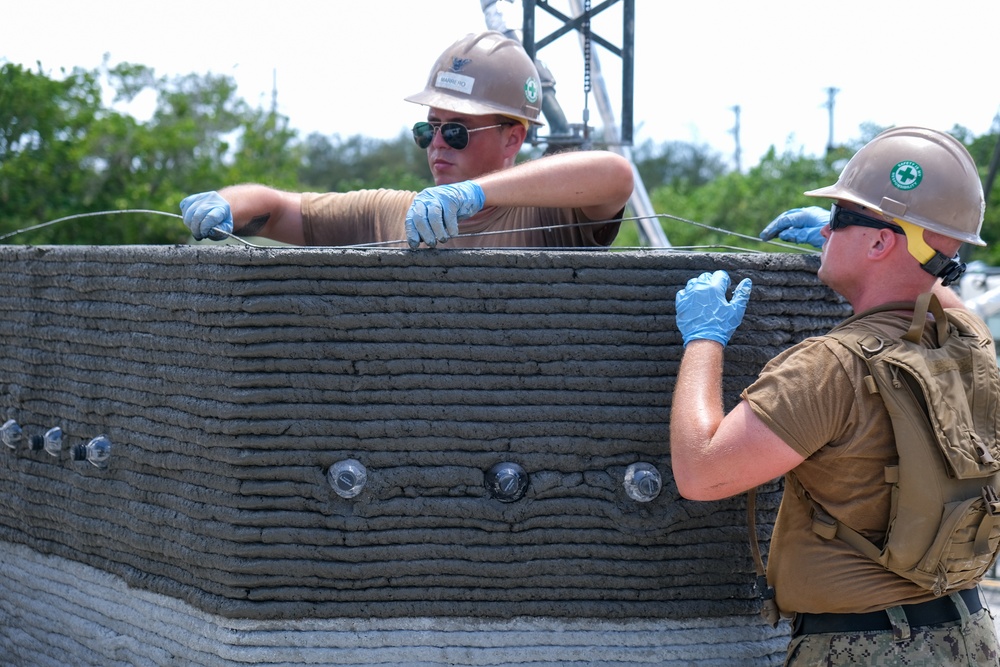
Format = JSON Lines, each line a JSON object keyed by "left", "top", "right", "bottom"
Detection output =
{"left": 405, "top": 181, "right": 486, "bottom": 249}
{"left": 675, "top": 270, "right": 753, "bottom": 346}
{"left": 759, "top": 206, "right": 830, "bottom": 248}
{"left": 179, "top": 191, "right": 233, "bottom": 241}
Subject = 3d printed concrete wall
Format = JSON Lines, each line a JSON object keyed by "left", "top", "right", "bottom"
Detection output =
{"left": 0, "top": 246, "right": 847, "bottom": 666}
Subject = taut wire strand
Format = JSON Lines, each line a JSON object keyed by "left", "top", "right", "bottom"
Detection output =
{"left": 1, "top": 209, "right": 819, "bottom": 255}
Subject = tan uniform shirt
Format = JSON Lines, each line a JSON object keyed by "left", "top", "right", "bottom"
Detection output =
{"left": 742, "top": 307, "right": 994, "bottom": 614}
{"left": 301, "top": 189, "right": 621, "bottom": 248}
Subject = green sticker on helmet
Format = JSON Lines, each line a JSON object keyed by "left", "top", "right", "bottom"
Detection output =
{"left": 890, "top": 161, "right": 923, "bottom": 191}
{"left": 524, "top": 77, "right": 539, "bottom": 104}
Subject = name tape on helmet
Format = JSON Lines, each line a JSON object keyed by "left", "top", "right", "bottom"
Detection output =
{"left": 435, "top": 71, "right": 474, "bottom": 95}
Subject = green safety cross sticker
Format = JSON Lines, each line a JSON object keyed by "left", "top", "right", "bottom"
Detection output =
{"left": 890, "top": 161, "right": 923, "bottom": 191}
{"left": 524, "top": 77, "right": 539, "bottom": 104}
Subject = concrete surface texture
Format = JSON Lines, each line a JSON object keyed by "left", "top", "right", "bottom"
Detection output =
{"left": 0, "top": 246, "right": 844, "bottom": 665}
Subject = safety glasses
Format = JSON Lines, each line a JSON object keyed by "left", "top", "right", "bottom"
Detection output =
{"left": 411, "top": 121, "right": 508, "bottom": 150}
{"left": 829, "top": 204, "right": 905, "bottom": 235}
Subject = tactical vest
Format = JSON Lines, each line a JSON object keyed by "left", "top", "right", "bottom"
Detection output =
{"left": 750, "top": 292, "right": 1000, "bottom": 625}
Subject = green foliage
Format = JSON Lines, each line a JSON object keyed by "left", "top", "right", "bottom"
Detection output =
{"left": 0, "top": 60, "right": 429, "bottom": 245}
{"left": 632, "top": 138, "right": 727, "bottom": 193}
{"left": 635, "top": 148, "right": 840, "bottom": 251}
{"left": 1, "top": 59, "right": 998, "bottom": 258}
{"left": 0, "top": 61, "right": 244, "bottom": 244}
{"left": 299, "top": 131, "right": 432, "bottom": 193}
{"left": 0, "top": 63, "right": 102, "bottom": 240}
{"left": 224, "top": 108, "right": 302, "bottom": 189}
{"left": 633, "top": 125, "right": 1000, "bottom": 266}
{"left": 965, "top": 129, "right": 1000, "bottom": 265}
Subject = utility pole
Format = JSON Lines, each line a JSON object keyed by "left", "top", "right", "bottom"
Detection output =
{"left": 825, "top": 87, "right": 839, "bottom": 155}
{"left": 518, "top": 0, "right": 669, "bottom": 247}
{"left": 271, "top": 69, "right": 278, "bottom": 116}
{"left": 731, "top": 105, "right": 742, "bottom": 173}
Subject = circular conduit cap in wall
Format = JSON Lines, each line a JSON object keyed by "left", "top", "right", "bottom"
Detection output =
{"left": 623, "top": 462, "right": 662, "bottom": 502}
{"left": 486, "top": 462, "right": 529, "bottom": 502}
{"left": 1, "top": 419, "right": 22, "bottom": 450}
{"left": 327, "top": 459, "right": 368, "bottom": 499}
{"left": 72, "top": 435, "right": 111, "bottom": 469}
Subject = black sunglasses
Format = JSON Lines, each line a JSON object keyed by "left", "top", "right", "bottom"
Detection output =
{"left": 830, "top": 205, "right": 966, "bottom": 286}
{"left": 829, "top": 204, "right": 905, "bottom": 235}
{"left": 411, "top": 121, "right": 509, "bottom": 150}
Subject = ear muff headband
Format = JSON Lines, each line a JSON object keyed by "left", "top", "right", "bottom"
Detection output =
{"left": 895, "top": 218, "right": 936, "bottom": 264}
{"left": 895, "top": 218, "right": 966, "bottom": 287}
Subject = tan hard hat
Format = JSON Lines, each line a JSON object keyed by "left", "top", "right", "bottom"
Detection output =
{"left": 405, "top": 31, "right": 544, "bottom": 126}
{"left": 806, "top": 126, "right": 986, "bottom": 245}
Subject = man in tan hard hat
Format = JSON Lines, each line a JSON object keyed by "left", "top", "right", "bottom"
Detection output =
{"left": 180, "top": 31, "right": 633, "bottom": 249}
{"left": 669, "top": 126, "right": 1000, "bottom": 665}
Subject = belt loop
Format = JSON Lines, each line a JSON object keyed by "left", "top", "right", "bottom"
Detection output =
{"left": 950, "top": 590, "right": 973, "bottom": 634}
{"left": 886, "top": 605, "right": 911, "bottom": 642}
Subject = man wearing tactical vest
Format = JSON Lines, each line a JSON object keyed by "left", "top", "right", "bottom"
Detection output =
{"left": 670, "top": 126, "right": 1000, "bottom": 665}
{"left": 178, "top": 31, "right": 633, "bottom": 249}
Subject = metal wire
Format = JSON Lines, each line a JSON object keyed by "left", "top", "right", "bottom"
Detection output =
{"left": 289, "top": 213, "right": 816, "bottom": 254}
{"left": 0, "top": 208, "right": 819, "bottom": 255}
{"left": 0, "top": 209, "right": 184, "bottom": 242}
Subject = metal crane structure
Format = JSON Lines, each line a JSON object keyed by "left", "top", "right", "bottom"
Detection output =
{"left": 480, "top": 0, "right": 670, "bottom": 247}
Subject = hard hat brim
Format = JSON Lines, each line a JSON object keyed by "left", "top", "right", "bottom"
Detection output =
{"left": 804, "top": 184, "right": 987, "bottom": 246}
{"left": 404, "top": 89, "right": 545, "bottom": 127}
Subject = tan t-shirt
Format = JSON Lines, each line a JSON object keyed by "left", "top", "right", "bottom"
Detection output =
{"left": 742, "top": 306, "right": 994, "bottom": 614}
{"left": 301, "top": 189, "right": 622, "bottom": 248}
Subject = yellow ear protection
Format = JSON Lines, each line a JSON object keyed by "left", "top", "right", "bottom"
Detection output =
{"left": 504, "top": 116, "right": 530, "bottom": 131}
{"left": 894, "top": 218, "right": 966, "bottom": 287}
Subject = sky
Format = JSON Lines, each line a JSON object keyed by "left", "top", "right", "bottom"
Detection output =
{"left": 4, "top": 0, "right": 1000, "bottom": 172}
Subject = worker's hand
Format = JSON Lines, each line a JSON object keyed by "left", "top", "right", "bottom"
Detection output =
{"left": 405, "top": 181, "right": 486, "bottom": 249}
{"left": 180, "top": 191, "right": 233, "bottom": 241}
{"left": 675, "top": 270, "right": 752, "bottom": 346}
{"left": 759, "top": 206, "right": 829, "bottom": 248}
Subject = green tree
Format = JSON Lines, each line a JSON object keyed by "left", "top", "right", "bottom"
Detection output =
{"left": 298, "top": 131, "right": 432, "bottom": 193}
{"left": 0, "top": 62, "right": 102, "bottom": 241}
{"left": 4, "top": 60, "right": 999, "bottom": 256}
{"left": 0, "top": 60, "right": 303, "bottom": 245}
{"left": 225, "top": 107, "right": 302, "bottom": 189}
{"left": 965, "top": 127, "right": 1000, "bottom": 265}
{"left": 632, "top": 138, "right": 727, "bottom": 192}
{"left": 633, "top": 125, "right": 1000, "bottom": 265}
{"left": 612, "top": 139, "right": 728, "bottom": 246}
{"left": 635, "top": 148, "right": 839, "bottom": 250}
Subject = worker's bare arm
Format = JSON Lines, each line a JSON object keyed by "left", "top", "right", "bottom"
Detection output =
{"left": 218, "top": 184, "right": 305, "bottom": 245}
{"left": 669, "top": 340, "right": 805, "bottom": 501}
{"left": 475, "top": 151, "right": 634, "bottom": 222}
